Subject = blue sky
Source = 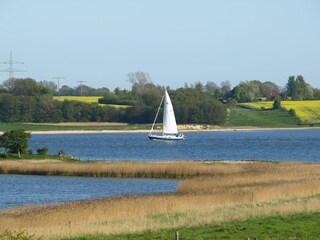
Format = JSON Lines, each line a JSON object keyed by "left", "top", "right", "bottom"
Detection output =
{"left": 1, "top": 0, "right": 319, "bottom": 90}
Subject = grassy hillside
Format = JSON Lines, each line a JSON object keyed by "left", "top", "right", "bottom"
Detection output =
{"left": 239, "top": 100, "right": 320, "bottom": 125}
{"left": 223, "top": 107, "right": 300, "bottom": 128}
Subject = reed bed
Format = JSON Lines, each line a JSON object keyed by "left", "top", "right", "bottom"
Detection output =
{"left": 1, "top": 161, "right": 320, "bottom": 239}
{"left": 0, "top": 160, "right": 245, "bottom": 178}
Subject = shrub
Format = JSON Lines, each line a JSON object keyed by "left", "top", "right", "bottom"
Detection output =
{"left": 273, "top": 97, "right": 282, "bottom": 109}
{"left": 288, "top": 108, "right": 296, "bottom": 116}
{"left": 36, "top": 147, "right": 49, "bottom": 155}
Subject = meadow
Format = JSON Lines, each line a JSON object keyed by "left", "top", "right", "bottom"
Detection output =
{"left": 1, "top": 160, "right": 320, "bottom": 239}
{"left": 238, "top": 100, "right": 320, "bottom": 124}
{"left": 222, "top": 108, "right": 300, "bottom": 128}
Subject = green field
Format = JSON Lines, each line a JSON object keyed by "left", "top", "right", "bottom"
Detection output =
{"left": 223, "top": 108, "right": 301, "bottom": 128}
{"left": 62, "top": 211, "right": 320, "bottom": 240}
{"left": 239, "top": 100, "right": 320, "bottom": 124}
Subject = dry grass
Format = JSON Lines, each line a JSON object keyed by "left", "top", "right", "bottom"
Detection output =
{"left": 1, "top": 161, "right": 320, "bottom": 239}
{"left": 0, "top": 160, "right": 243, "bottom": 178}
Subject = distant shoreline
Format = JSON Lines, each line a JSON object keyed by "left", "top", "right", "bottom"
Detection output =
{"left": 0, "top": 126, "right": 318, "bottom": 135}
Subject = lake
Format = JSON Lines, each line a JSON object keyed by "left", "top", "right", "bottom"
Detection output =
{"left": 29, "top": 129, "right": 320, "bottom": 162}
{"left": 0, "top": 175, "right": 178, "bottom": 209}
{"left": 1, "top": 129, "right": 319, "bottom": 209}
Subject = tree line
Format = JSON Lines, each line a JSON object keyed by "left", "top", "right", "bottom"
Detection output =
{"left": 0, "top": 73, "right": 319, "bottom": 124}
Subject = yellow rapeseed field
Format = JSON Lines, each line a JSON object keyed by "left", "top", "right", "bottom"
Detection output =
{"left": 53, "top": 96, "right": 130, "bottom": 108}
{"left": 239, "top": 101, "right": 273, "bottom": 110}
{"left": 239, "top": 100, "right": 320, "bottom": 124}
{"left": 281, "top": 100, "right": 320, "bottom": 123}
{"left": 53, "top": 96, "right": 103, "bottom": 104}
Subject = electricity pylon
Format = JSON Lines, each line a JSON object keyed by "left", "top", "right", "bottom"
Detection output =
{"left": 52, "top": 76, "right": 65, "bottom": 98}
{"left": 77, "top": 80, "right": 87, "bottom": 96}
{"left": 0, "top": 51, "right": 26, "bottom": 79}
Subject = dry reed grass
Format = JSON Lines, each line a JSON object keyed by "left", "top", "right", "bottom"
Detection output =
{"left": 0, "top": 160, "right": 243, "bottom": 178}
{"left": 1, "top": 161, "right": 320, "bottom": 239}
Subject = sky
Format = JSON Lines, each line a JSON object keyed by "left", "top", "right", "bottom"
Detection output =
{"left": 0, "top": 0, "right": 319, "bottom": 91}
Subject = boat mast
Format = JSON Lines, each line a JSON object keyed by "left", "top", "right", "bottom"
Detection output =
{"left": 149, "top": 94, "right": 164, "bottom": 135}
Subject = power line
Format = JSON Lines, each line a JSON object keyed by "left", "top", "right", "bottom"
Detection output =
{"left": 77, "top": 81, "right": 87, "bottom": 96}
{"left": 52, "top": 76, "right": 65, "bottom": 98}
{"left": 0, "top": 51, "right": 27, "bottom": 79}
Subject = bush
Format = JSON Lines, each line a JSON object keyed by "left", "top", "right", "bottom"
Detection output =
{"left": 288, "top": 108, "right": 296, "bottom": 116}
{"left": 273, "top": 97, "right": 282, "bottom": 109}
{"left": 36, "top": 147, "right": 49, "bottom": 155}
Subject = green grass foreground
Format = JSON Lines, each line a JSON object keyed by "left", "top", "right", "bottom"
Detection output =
{"left": 62, "top": 211, "right": 320, "bottom": 240}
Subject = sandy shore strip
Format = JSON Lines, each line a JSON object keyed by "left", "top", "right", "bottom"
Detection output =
{"left": 1, "top": 127, "right": 319, "bottom": 135}
{"left": 0, "top": 123, "right": 319, "bottom": 135}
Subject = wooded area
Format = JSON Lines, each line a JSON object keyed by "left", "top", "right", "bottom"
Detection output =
{"left": 0, "top": 73, "right": 319, "bottom": 124}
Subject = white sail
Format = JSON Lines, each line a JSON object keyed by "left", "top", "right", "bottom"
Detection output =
{"left": 148, "top": 90, "right": 184, "bottom": 141}
{"left": 163, "top": 90, "right": 178, "bottom": 134}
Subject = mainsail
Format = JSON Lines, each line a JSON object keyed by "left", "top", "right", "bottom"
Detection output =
{"left": 148, "top": 90, "right": 184, "bottom": 141}
{"left": 163, "top": 90, "right": 178, "bottom": 134}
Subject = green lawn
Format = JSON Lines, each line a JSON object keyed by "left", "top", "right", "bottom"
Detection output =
{"left": 61, "top": 211, "right": 320, "bottom": 240}
{"left": 223, "top": 108, "right": 302, "bottom": 128}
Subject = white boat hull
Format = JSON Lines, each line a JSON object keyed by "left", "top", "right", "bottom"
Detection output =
{"left": 148, "top": 133, "right": 184, "bottom": 141}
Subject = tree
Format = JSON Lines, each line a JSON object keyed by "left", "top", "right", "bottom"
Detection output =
{"left": 127, "top": 71, "right": 152, "bottom": 99}
{"left": 273, "top": 96, "right": 282, "bottom": 109}
{"left": 0, "top": 129, "right": 31, "bottom": 157}
{"left": 39, "top": 80, "right": 58, "bottom": 92}
{"left": 286, "top": 75, "right": 309, "bottom": 100}
{"left": 204, "top": 81, "right": 219, "bottom": 95}
{"left": 59, "top": 85, "right": 76, "bottom": 96}
{"left": 286, "top": 76, "right": 296, "bottom": 98}
{"left": 263, "top": 81, "right": 280, "bottom": 100}
{"left": 0, "top": 78, "right": 51, "bottom": 96}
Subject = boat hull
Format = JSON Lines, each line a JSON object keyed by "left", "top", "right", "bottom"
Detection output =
{"left": 148, "top": 133, "right": 184, "bottom": 141}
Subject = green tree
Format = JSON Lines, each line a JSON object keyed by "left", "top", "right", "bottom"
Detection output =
{"left": 0, "top": 129, "right": 31, "bottom": 157}
{"left": 273, "top": 96, "right": 282, "bottom": 109}
{"left": 286, "top": 75, "right": 309, "bottom": 100}
{"left": 1, "top": 78, "right": 51, "bottom": 96}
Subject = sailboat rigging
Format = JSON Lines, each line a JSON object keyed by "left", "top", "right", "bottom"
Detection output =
{"left": 148, "top": 90, "right": 185, "bottom": 141}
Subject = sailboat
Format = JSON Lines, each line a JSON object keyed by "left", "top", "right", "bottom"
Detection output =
{"left": 148, "top": 90, "right": 185, "bottom": 141}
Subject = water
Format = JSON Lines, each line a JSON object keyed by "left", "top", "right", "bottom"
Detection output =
{"left": 2, "top": 129, "right": 319, "bottom": 209}
{"left": 0, "top": 175, "right": 178, "bottom": 209}
{"left": 29, "top": 129, "right": 320, "bottom": 162}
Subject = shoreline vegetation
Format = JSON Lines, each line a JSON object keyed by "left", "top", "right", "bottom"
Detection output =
{"left": 0, "top": 123, "right": 319, "bottom": 135}
{"left": 1, "top": 160, "right": 320, "bottom": 239}
{"left": 1, "top": 105, "right": 320, "bottom": 134}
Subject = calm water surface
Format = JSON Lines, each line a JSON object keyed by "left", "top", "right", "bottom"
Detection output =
{"left": 0, "top": 175, "right": 178, "bottom": 209}
{"left": 29, "top": 129, "right": 320, "bottom": 162}
{"left": 2, "top": 129, "right": 319, "bottom": 209}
